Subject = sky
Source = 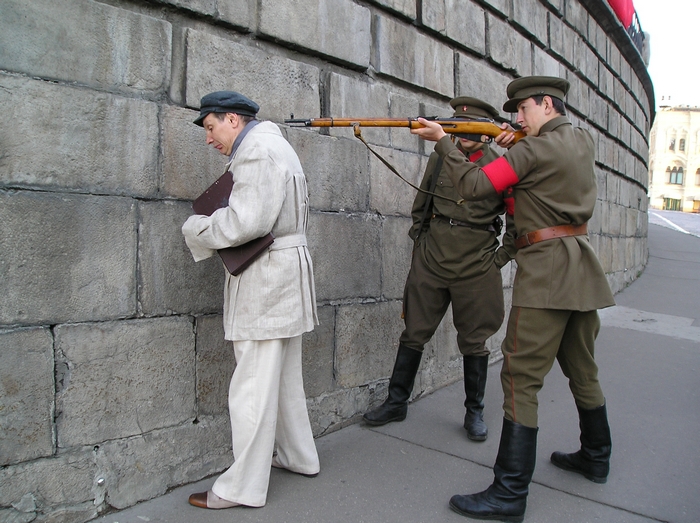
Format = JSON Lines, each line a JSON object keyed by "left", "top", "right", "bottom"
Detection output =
{"left": 632, "top": 0, "right": 700, "bottom": 108}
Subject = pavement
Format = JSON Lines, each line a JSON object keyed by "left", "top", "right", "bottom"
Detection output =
{"left": 98, "top": 222, "right": 700, "bottom": 523}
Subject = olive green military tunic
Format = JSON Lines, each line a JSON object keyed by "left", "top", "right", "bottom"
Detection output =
{"left": 434, "top": 116, "right": 615, "bottom": 427}
{"left": 399, "top": 142, "right": 516, "bottom": 356}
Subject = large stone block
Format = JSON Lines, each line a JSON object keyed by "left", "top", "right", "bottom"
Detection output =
{"left": 307, "top": 386, "right": 374, "bottom": 435}
{"left": 370, "top": 0, "right": 416, "bottom": 19}
{"left": 54, "top": 317, "right": 196, "bottom": 447}
{"left": 301, "top": 305, "right": 335, "bottom": 397}
{"left": 185, "top": 30, "right": 320, "bottom": 123}
{"left": 565, "top": 73, "right": 590, "bottom": 116}
{"left": 479, "top": 0, "right": 509, "bottom": 16}
{"left": 0, "top": 0, "right": 170, "bottom": 94}
{"left": 216, "top": 0, "right": 257, "bottom": 30}
{"left": 587, "top": 18, "right": 607, "bottom": 61}
{"left": 326, "top": 72, "right": 392, "bottom": 146}
{"left": 161, "top": 105, "right": 229, "bottom": 200}
{"left": 194, "top": 315, "right": 235, "bottom": 417}
{"left": 456, "top": 53, "right": 512, "bottom": 116}
{"left": 607, "top": 37, "right": 623, "bottom": 78}
{"left": 589, "top": 94, "right": 608, "bottom": 132}
{"left": 381, "top": 216, "right": 414, "bottom": 300}
{"left": 96, "top": 417, "right": 231, "bottom": 509}
{"left": 0, "top": 74, "right": 159, "bottom": 198}
{"left": 283, "top": 127, "right": 371, "bottom": 213}
{"left": 421, "top": 0, "right": 486, "bottom": 56}
{"left": 372, "top": 15, "right": 454, "bottom": 97}
{"left": 389, "top": 92, "right": 429, "bottom": 155}
{"left": 548, "top": 15, "right": 577, "bottom": 68}
{"left": 599, "top": 65, "right": 615, "bottom": 100}
{"left": 0, "top": 450, "right": 95, "bottom": 515}
{"left": 0, "top": 328, "right": 54, "bottom": 466}
{"left": 532, "top": 46, "right": 562, "bottom": 77}
{"left": 576, "top": 40, "right": 599, "bottom": 86}
{"left": 335, "top": 301, "right": 404, "bottom": 388}
{"left": 542, "top": 0, "right": 563, "bottom": 13}
{"left": 138, "top": 200, "right": 224, "bottom": 317}
{"left": 369, "top": 146, "right": 427, "bottom": 217}
{"left": 564, "top": 0, "right": 588, "bottom": 36}
{"left": 0, "top": 192, "right": 137, "bottom": 326}
{"left": 0, "top": 449, "right": 97, "bottom": 523}
{"left": 259, "top": 0, "right": 371, "bottom": 68}
{"left": 513, "top": 0, "right": 548, "bottom": 45}
{"left": 307, "top": 212, "right": 382, "bottom": 301}
{"left": 487, "top": 14, "right": 532, "bottom": 77}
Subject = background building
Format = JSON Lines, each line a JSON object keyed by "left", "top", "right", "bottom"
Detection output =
{"left": 649, "top": 104, "right": 700, "bottom": 212}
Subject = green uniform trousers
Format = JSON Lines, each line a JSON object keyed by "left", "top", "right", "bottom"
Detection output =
{"left": 500, "top": 306, "right": 606, "bottom": 428}
{"left": 399, "top": 249, "right": 504, "bottom": 357}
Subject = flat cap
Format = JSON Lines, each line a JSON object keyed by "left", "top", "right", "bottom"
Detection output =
{"left": 502, "top": 76, "right": 570, "bottom": 113}
{"left": 450, "top": 96, "right": 500, "bottom": 120}
{"left": 193, "top": 91, "right": 259, "bottom": 126}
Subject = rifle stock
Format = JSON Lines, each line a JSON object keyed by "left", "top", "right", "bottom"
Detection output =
{"left": 284, "top": 117, "right": 525, "bottom": 143}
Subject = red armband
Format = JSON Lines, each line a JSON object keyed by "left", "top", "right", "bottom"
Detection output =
{"left": 482, "top": 157, "right": 519, "bottom": 193}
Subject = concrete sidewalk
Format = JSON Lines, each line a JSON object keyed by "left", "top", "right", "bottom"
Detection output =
{"left": 98, "top": 223, "right": 700, "bottom": 523}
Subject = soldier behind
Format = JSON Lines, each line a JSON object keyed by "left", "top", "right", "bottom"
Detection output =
{"left": 363, "top": 97, "right": 516, "bottom": 441}
{"left": 411, "top": 77, "right": 615, "bottom": 522}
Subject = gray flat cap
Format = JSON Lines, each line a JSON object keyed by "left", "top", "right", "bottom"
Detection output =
{"left": 193, "top": 91, "right": 259, "bottom": 126}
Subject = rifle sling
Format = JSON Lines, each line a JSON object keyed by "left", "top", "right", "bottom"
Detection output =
{"left": 352, "top": 125, "right": 464, "bottom": 206}
{"left": 416, "top": 156, "right": 442, "bottom": 237}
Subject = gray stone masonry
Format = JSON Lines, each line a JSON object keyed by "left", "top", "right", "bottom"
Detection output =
{"left": 421, "top": 1, "right": 486, "bottom": 56}
{"left": 0, "top": 327, "right": 54, "bottom": 466}
{"left": 259, "top": 0, "right": 371, "bottom": 68}
{"left": 372, "top": 14, "right": 454, "bottom": 97}
{"left": 0, "top": 0, "right": 653, "bottom": 520}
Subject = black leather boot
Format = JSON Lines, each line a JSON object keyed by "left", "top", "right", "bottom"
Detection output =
{"left": 463, "top": 355, "right": 489, "bottom": 441}
{"left": 363, "top": 344, "right": 422, "bottom": 426}
{"left": 551, "top": 403, "right": 611, "bottom": 483}
{"left": 449, "top": 418, "right": 538, "bottom": 523}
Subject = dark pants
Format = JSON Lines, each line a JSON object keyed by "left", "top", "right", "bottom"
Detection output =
{"left": 399, "top": 250, "right": 504, "bottom": 357}
{"left": 500, "top": 306, "right": 605, "bottom": 427}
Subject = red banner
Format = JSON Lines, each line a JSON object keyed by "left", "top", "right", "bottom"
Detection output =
{"left": 608, "top": 0, "right": 635, "bottom": 28}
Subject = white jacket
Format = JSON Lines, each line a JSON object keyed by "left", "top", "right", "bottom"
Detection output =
{"left": 182, "top": 121, "right": 318, "bottom": 341}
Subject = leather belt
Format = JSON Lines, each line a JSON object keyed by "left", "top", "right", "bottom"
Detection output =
{"left": 431, "top": 214, "right": 495, "bottom": 232}
{"left": 515, "top": 223, "right": 588, "bottom": 249}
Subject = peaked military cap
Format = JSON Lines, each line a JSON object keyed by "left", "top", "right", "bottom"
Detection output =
{"left": 502, "top": 76, "right": 570, "bottom": 113}
{"left": 450, "top": 96, "right": 500, "bottom": 120}
{"left": 193, "top": 91, "right": 260, "bottom": 126}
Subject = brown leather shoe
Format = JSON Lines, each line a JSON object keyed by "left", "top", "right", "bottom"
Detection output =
{"left": 188, "top": 491, "right": 240, "bottom": 509}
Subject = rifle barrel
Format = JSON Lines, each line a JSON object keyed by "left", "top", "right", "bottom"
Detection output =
{"left": 284, "top": 117, "right": 525, "bottom": 142}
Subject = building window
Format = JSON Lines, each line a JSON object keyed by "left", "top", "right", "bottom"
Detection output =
{"left": 669, "top": 167, "right": 684, "bottom": 185}
{"left": 696, "top": 168, "right": 700, "bottom": 186}
{"left": 680, "top": 138, "right": 686, "bottom": 152}
{"left": 669, "top": 138, "right": 676, "bottom": 151}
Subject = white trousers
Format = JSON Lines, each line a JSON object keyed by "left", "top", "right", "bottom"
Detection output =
{"left": 211, "top": 336, "right": 320, "bottom": 507}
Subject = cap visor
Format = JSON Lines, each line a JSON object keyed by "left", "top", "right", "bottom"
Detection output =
{"left": 502, "top": 98, "right": 523, "bottom": 113}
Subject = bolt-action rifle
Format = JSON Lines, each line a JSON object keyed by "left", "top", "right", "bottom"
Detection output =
{"left": 284, "top": 116, "right": 525, "bottom": 143}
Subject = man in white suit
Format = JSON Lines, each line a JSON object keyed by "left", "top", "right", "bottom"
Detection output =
{"left": 182, "top": 91, "right": 320, "bottom": 509}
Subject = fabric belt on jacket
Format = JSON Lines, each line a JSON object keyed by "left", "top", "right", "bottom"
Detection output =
{"left": 268, "top": 234, "right": 307, "bottom": 251}
{"left": 431, "top": 214, "right": 495, "bottom": 232}
{"left": 514, "top": 223, "right": 588, "bottom": 249}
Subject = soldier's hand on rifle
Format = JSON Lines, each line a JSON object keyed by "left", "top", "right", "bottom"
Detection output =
{"left": 494, "top": 122, "right": 518, "bottom": 149}
{"left": 411, "top": 118, "right": 447, "bottom": 142}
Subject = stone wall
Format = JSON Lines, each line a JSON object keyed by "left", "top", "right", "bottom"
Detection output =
{"left": 0, "top": 0, "right": 652, "bottom": 520}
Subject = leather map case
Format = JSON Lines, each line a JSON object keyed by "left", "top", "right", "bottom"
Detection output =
{"left": 192, "top": 171, "right": 274, "bottom": 276}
